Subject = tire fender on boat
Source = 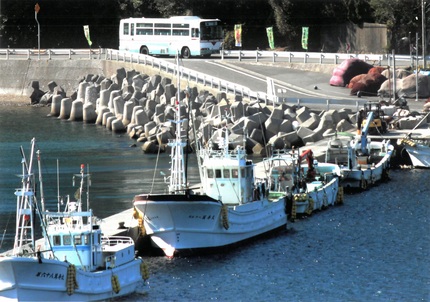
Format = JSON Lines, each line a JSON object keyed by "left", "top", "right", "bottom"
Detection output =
{"left": 360, "top": 178, "right": 368, "bottom": 190}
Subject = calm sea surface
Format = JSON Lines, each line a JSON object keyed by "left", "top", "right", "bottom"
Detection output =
{"left": 0, "top": 104, "right": 429, "bottom": 302}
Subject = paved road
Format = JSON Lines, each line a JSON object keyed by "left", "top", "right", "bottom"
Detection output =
{"left": 174, "top": 57, "right": 425, "bottom": 113}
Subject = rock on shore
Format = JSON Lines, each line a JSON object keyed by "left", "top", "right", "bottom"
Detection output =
{"left": 31, "top": 67, "right": 422, "bottom": 155}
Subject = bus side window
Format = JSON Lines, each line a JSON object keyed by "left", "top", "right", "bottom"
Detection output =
{"left": 192, "top": 28, "right": 199, "bottom": 38}
{"left": 131, "top": 23, "right": 134, "bottom": 36}
{"left": 123, "top": 23, "right": 129, "bottom": 35}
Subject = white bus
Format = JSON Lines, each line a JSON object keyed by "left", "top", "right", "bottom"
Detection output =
{"left": 119, "top": 16, "right": 223, "bottom": 58}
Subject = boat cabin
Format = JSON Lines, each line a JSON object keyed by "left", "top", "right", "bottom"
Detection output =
{"left": 202, "top": 147, "right": 255, "bottom": 205}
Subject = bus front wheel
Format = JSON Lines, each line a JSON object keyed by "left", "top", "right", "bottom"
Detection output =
{"left": 181, "top": 47, "right": 191, "bottom": 59}
{"left": 140, "top": 46, "right": 149, "bottom": 55}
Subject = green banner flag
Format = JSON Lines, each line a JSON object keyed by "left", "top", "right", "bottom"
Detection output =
{"left": 301, "top": 27, "right": 309, "bottom": 50}
{"left": 266, "top": 27, "right": 274, "bottom": 50}
{"left": 83, "top": 25, "right": 92, "bottom": 47}
{"left": 234, "top": 24, "right": 242, "bottom": 47}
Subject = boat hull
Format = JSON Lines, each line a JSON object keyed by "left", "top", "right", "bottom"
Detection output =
{"left": 294, "top": 177, "right": 340, "bottom": 214}
{"left": 403, "top": 145, "right": 430, "bottom": 168}
{"left": 134, "top": 194, "right": 287, "bottom": 256}
{"left": 0, "top": 256, "right": 143, "bottom": 301}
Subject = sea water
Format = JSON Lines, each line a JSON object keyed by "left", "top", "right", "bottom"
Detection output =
{"left": 0, "top": 104, "right": 429, "bottom": 301}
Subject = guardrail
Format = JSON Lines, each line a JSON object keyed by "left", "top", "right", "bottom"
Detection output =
{"left": 220, "top": 50, "right": 424, "bottom": 69}
{"left": 0, "top": 48, "right": 103, "bottom": 60}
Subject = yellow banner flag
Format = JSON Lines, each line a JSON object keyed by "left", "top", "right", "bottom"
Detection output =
{"left": 234, "top": 24, "right": 242, "bottom": 47}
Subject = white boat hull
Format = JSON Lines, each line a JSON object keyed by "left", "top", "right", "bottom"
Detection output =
{"left": 294, "top": 177, "right": 340, "bottom": 214}
{"left": 134, "top": 194, "right": 287, "bottom": 256}
{"left": 328, "top": 140, "right": 394, "bottom": 189}
{"left": 403, "top": 144, "right": 430, "bottom": 168}
{"left": 0, "top": 256, "right": 143, "bottom": 301}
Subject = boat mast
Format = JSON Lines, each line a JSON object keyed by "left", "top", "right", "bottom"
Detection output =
{"left": 168, "top": 52, "right": 187, "bottom": 193}
{"left": 14, "top": 138, "right": 37, "bottom": 254}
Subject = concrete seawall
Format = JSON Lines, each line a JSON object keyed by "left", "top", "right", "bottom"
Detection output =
{"left": 0, "top": 59, "right": 202, "bottom": 98}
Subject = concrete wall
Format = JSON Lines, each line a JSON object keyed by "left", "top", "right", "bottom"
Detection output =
{"left": 0, "top": 59, "right": 221, "bottom": 98}
{"left": 320, "top": 22, "right": 387, "bottom": 54}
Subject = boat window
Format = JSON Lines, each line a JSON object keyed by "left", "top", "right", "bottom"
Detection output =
{"left": 63, "top": 235, "right": 71, "bottom": 246}
{"left": 215, "top": 169, "right": 222, "bottom": 178}
{"left": 53, "top": 235, "right": 61, "bottom": 246}
{"left": 207, "top": 169, "right": 214, "bottom": 178}
{"left": 223, "top": 169, "right": 230, "bottom": 178}
{"left": 83, "top": 234, "right": 90, "bottom": 245}
{"left": 232, "top": 169, "right": 238, "bottom": 178}
{"left": 74, "top": 234, "right": 82, "bottom": 245}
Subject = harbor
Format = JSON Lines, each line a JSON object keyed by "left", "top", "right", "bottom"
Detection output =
{"left": 0, "top": 59, "right": 429, "bottom": 300}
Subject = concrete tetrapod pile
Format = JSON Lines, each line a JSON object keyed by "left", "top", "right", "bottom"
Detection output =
{"left": 36, "top": 67, "right": 421, "bottom": 155}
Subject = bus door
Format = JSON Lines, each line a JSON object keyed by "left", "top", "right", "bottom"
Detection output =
{"left": 120, "top": 21, "right": 135, "bottom": 52}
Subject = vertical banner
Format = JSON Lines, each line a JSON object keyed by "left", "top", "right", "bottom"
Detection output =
{"left": 234, "top": 24, "right": 242, "bottom": 47}
{"left": 301, "top": 27, "right": 309, "bottom": 50}
{"left": 83, "top": 25, "right": 92, "bottom": 47}
{"left": 266, "top": 27, "right": 274, "bottom": 50}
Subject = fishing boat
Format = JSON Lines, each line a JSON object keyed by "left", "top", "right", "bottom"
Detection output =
{"left": 132, "top": 55, "right": 288, "bottom": 258}
{"left": 260, "top": 148, "right": 342, "bottom": 221}
{"left": 398, "top": 136, "right": 430, "bottom": 168}
{"left": 397, "top": 113, "right": 430, "bottom": 168}
{"left": 0, "top": 139, "right": 148, "bottom": 301}
{"left": 325, "top": 130, "right": 394, "bottom": 190}
{"left": 324, "top": 103, "right": 395, "bottom": 190}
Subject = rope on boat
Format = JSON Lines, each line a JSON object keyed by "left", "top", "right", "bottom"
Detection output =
{"left": 133, "top": 207, "right": 146, "bottom": 236}
{"left": 66, "top": 264, "right": 78, "bottom": 295}
{"left": 140, "top": 260, "right": 150, "bottom": 281}
{"left": 221, "top": 205, "right": 229, "bottom": 230}
{"left": 111, "top": 274, "right": 121, "bottom": 294}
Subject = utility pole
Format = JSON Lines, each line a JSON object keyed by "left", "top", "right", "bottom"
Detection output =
{"left": 35, "top": 3, "right": 40, "bottom": 60}
{"left": 422, "top": 0, "right": 426, "bottom": 69}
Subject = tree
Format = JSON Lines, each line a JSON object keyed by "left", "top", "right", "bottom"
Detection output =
{"left": 369, "top": 0, "right": 421, "bottom": 54}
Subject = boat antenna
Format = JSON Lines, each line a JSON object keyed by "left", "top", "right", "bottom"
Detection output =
{"left": 56, "top": 159, "right": 61, "bottom": 212}
{"left": 36, "top": 150, "right": 46, "bottom": 225}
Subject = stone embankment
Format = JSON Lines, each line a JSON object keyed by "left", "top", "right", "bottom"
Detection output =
{"left": 30, "top": 66, "right": 427, "bottom": 156}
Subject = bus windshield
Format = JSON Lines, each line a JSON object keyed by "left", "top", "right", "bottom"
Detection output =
{"left": 200, "top": 21, "right": 223, "bottom": 40}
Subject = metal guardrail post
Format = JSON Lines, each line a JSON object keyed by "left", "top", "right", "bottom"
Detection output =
{"left": 335, "top": 55, "right": 338, "bottom": 65}
{"left": 27, "top": 50, "right": 31, "bottom": 60}
{"left": 320, "top": 54, "right": 324, "bottom": 64}
{"left": 272, "top": 52, "right": 276, "bottom": 63}
{"left": 304, "top": 53, "right": 308, "bottom": 63}
{"left": 289, "top": 53, "right": 293, "bottom": 63}
{"left": 48, "top": 49, "right": 52, "bottom": 60}
{"left": 255, "top": 51, "right": 259, "bottom": 63}
{"left": 88, "top": 49, "right": 91, "bottom": 60}
{"left": 238, "top": 50, "right": 242, "bottom": 62}
{"left": 69, "top": 49, "right": 72, "bottom": 60}
{"left": 326, "top": 99, "right": 330, "bottom": 111}
{"left": 6, "top": 49, "right": 9, "bottom": 60}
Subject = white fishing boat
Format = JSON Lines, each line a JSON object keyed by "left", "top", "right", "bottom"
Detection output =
{"left": 325, "top": 130, "right": 394, "bottom": 190}
{"left": 0, "top": 139, "right": 149, "bottom": 301}
{"left": 398, "top": 137, "right": 430, "bottom": 168}
{"left": 397, "top": 113, "right": 430, "bottom": 168}
{"left": 132, "top": 55, "right": 288, "bottom": 258}
{"left": 261, "top": 148, "right": 342, "bottom": 221}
